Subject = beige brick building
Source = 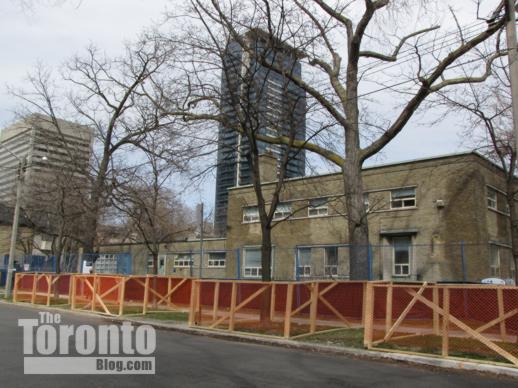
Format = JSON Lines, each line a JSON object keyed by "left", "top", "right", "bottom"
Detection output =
{"left": 100, "top": 152, "right": 514, "bottom": 282}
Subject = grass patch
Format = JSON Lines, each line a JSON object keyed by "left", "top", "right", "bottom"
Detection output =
{"left": 296, "top": 328, "right": 365, "bottom": 348}
{"left": 376, "top": 334, "right": 518, "bottom": 365}
{"left": 126, "top": 311, "right": 188, "bottom": 322}
{"left": 223, "top": 320, "right": 341, "bottom": 337}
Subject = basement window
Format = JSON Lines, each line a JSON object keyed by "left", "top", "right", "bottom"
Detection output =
{"left": 243, "top": 248, "right": 262, "bottom": 278}
{"left": 174, "top": 254, "right": 192, "bottom": 268}
{"left": 296, "top": 248, "right": 312, "bottom": 277}
{"left": 208, "top": 252, "right": 226, "bottom": 268}
{"left": 490, "top": 245, "right": 501, "bottom": 277}
{"left": 390, "top": 187, "right": 416, "bottom": 209}
{"left": 324, "top": 247, "right": 338, "bottom": 276}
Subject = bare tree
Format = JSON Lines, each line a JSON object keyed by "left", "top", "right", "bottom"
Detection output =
{"left": 10, "top": 36, "right": 177, "bottom": 257}
{"left": 112, "top": 133, "right": 196, "bottom": 275}
{"left": 153, "top": 16, "right": 311, "bottom": 286}
{"left": 167, "top": 0, "right": 508, "bottom": 280}
{"left": 434, "top": 52, "right": 518, "bottom": 282}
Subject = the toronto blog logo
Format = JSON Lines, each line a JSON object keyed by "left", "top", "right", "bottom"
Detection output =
{"left": 18, "top": 312, "right": 156, "bottom": 374}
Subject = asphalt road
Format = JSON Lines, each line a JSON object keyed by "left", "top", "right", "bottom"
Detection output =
{"left": 1, "top": 303, "right": 517, "bottom": 388}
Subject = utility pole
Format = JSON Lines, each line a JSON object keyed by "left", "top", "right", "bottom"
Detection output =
{"left": 5, "top": 158, "right": 26, "bottom": 299}
{"left": 505, "top": 0, "right": 518, "bottom": 152}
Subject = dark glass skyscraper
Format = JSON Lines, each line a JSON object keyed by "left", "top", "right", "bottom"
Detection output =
{"left": 214, "top": 31, "right": 306, "bottom": 236}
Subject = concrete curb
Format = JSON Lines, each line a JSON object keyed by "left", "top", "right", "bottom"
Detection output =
{"left": 3, "top": 300, "right": 518, "bottom": 379}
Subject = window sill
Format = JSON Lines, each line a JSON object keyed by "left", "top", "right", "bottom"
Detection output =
{"left": 488, "top": 207, "right": 510, "bottom": 217}
{"left": 373, "top": 207, "right": 418, "bottom": 214}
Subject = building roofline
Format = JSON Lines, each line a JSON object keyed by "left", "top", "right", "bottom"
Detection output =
{"left": 98, "top": 237, "right": 227, "bottom": 248}
{"left": 228, "top": 151, "right": 503, "bottom": 191}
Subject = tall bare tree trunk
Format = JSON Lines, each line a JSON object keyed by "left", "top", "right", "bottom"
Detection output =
{"left": 259, "top": 225, "right": 272, "bottom": 324}
{"left": 343, "top": 159, "right": 370, "bottom": 280}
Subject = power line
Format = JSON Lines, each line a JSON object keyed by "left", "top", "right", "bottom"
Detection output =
{"left": 357, "top": 20, "right": 487, "bottom": 73}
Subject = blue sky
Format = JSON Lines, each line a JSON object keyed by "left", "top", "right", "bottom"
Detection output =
{"left": 0, "top": 0, "right": 494, "bottom": 213}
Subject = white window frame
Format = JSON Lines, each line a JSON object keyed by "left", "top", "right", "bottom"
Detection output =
{"left": 174, "top": 253, "right": 193, "bottom": 268}
{"left": 390, "top": 187, "right": 416, "bottom": 209}
{"left": 207, "top": 252, "right": 226, "bottom": 268}
{"left": 392, "top": 236, "right": 412, "bottom": 277}
{"left": 243, "top": 206, "right": 259, "bottom": 223}
{"left": 487, "top": 186, "right": 497, "bottom": 210}
{"left": 490, "top": 245, "right": 501, "bottom": 277}
{"left": 296, "top": 247, "right": 312, "bottom": 277}
{"left": 273, "top": 202, "right": 292, "bottom": 220}
{"left": 308, "top": 198, "right": 328, "bottom": 217}
{"left": 243, "top": 247, "right": 274, "bottom": 278}
{"left": 324, "top": 247, "right": 338, "bottom": 277}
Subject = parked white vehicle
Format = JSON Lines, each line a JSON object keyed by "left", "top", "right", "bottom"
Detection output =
{"left": 481, "top": 277, "right": 506, "bottom": 285}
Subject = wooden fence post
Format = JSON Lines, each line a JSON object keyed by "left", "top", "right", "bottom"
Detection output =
{"left": 167, "top": 277, "right": 172, "bottom": 308}
{"left": 12, "top": 273, "right": 19, "bottom": 302}
{"left": 188, "top": 280, "right": 197, "bottom": 326}
{"left": 196, "top": 280, "right": 202, "bottom": 325}
{"left": 385, "top": 283, "right": 393, "bottom": 335}
{"left": 497, "top": 287, "right": 507, "bottom": 340}
{"left": 91, "top": 275, "right": 98, "bottom": 312}
{"left": 361, "top": 282, "right": 367, "bottom": 327}
{"left": 229, "top": 282, "right": 237, "bottom": 331}
{"left": 143, "top": 276, "right": 150, "bottom": 315}
{"left": 432, "top": 287, "right": 440, "bottom": 335}
{"left": 442, "top": 287, "right": 450, "bottom": 357}
{"left": 71, "top": 276, "right": 77, "bottom": 310}
{"left": 46, "top": 274, "right": 52, "bottom": 306}
{"left": 270, "top": 283, "right": 276, "bottom": 321}
{"left": 68, "top": 275, "right": 74, "bottom": 305}
{"left": 363, "top": 282, "right": 375, "bottom": 348}
{"left": 309, "top": 282, "right": 319, "bottom": 334}
{"left": 118, "top": 277, "right": 126, "bottom": 316}
{"left": 283, "top": 283, "right": 294, "bottom": 338}
{"left": 31, "top": 273, "right": 38, "bottom": 304}
{"left": 212, "top": 281, "right": 220, "bottom": 321}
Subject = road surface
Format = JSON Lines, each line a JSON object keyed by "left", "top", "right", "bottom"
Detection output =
{"left": 0, "top": 302, "right": 516, "bottom": 387}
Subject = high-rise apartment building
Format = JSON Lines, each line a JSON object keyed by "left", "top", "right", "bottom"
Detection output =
{"left": 214, "top": 30, "right": 306, "bottom": 235}
{"left": 0, "top": 114, "right": 93, "bottom": 205}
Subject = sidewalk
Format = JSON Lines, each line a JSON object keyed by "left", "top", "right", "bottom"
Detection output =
{"left": 3, "top": 299, "right": 518, "bottom": 379}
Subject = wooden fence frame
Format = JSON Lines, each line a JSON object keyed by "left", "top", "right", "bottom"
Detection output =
{"left": 363, "top": 282, "right": 518, "bottom": 367}
{"left": 13, "top": 272, "right": 72, "bottom": 306}
{"left": 125, "top": 275, "right": 191, "bottom": 314}
{"left": 188, "top": 279, "right": 365, "bottom": 339}
{"left": 71, "top": 274, "right": 127, "bottom": 316}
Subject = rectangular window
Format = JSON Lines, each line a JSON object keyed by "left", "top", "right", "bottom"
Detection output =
{"left": 391, "top": 188, "right": 416, "bottom": 209}
{"left": 174, "top": 254, "right": 192, "bottom": 268}
{"left": 244, "top": 248, "right": 262, "bottom": 278}
{"left": 308, "top": 198, "right": 328, "bottom": 217}
{"left": 324, "top": 247, "right": 338, "bottom": 276}
{"left": 273, "top": 202, "right": 292, "bottom": 220}
{"left": 243, "top": 206, "right": 259, "bottom": 223}
{"left": 487, "top": 187, "right": 497, "bottom": 210}
{"left": 393, "top": 236, "right": 411, "bottom": 276}
{"left": 297, "top": 248, "right": 312, "bottom": 277}
{"left": 208, "top": 252, "right": 226, "bottom": 268}
{"left": 490, "top": 245, "right": 500, "bottom": 277}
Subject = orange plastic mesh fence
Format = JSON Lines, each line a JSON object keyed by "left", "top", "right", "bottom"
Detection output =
{"left": 366, "top": 283, "right": 518, "bottom": 366}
